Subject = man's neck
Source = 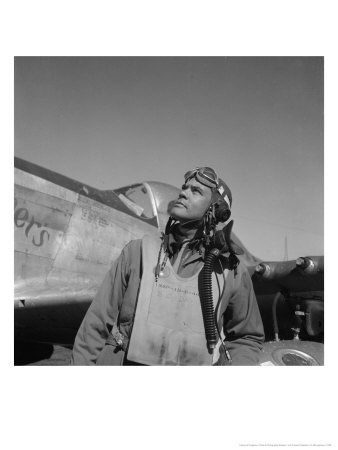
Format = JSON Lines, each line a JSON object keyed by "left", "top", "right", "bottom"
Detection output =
{"left": 172, "top": 220, "right": 203, "bottom": 244}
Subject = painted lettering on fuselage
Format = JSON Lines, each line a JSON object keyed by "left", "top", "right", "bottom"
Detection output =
{"left": 14, "top": 197, "right": 50, "bottom": 247}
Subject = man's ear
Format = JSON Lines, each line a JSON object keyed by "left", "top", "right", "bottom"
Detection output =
{"left": 214, "top": 202, "right": 231, "bottom": 223}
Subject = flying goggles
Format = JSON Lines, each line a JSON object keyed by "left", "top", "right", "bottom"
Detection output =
{"left": 184, "top": 167, "right": 232, "bottom": 210}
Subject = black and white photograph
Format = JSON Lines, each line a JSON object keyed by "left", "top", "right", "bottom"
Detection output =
{"left": 14, "top": 56, "right": 324, "bottom": 367}
{"left": 4, "top": 1, "right": 337, "bottom": 449}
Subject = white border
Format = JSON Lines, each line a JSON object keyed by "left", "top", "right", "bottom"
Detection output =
{"left": 2, "top": 1, "right": 336, "bottom": 448}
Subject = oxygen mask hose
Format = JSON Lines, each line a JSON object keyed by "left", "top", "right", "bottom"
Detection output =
{"left": 200, "top": 248, "right": 221, "bottom": 352}
{"left": 200, "top": 220, "right": 243, "bottom": 353}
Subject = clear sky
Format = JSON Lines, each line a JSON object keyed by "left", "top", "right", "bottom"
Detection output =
{"left": 14, "top": 56, "right": 323, "bottom": 261}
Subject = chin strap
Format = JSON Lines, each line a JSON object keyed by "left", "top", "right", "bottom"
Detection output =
{"left": 202, "top": 204, "right": 219, "bottom": 249}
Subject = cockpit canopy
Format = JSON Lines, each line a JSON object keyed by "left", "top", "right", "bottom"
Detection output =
{"left": 113, "top": 181, "right": 180, "bottom": 230}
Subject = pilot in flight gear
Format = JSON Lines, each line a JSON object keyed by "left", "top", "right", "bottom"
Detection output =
{"left": 70, "top": 167, "right": 265, "bottom": 365}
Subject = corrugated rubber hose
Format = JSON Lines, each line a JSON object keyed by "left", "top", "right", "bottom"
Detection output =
{"left": 200, "top": 248, "right": 220, "bottom": 352}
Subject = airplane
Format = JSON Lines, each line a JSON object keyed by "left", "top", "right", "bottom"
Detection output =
{"left": 14, "top": 157, "right": 324, "bottom": 366}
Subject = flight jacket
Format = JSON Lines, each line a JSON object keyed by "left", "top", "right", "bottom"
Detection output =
{"left": 70, "top": 236, "right": 265, "bottom": 366}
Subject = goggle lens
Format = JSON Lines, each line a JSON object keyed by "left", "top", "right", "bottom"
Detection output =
{"left": 184, "top": 167, "right": 219, "bottom": 188}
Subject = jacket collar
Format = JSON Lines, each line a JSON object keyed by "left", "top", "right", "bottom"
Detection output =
{"left": 165, "top": 222, "right": 205, "bottom": 257}
{"left": 163, "top": 222, "right": 233, "bottom": 270}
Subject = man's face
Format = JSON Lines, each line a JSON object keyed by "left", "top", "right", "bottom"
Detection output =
{"left": 170, "top": 177, "right": 212, "bottom": 223}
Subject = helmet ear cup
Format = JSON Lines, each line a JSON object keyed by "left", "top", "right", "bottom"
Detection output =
{"left": 214, "top": 202, "right": 231, "bottom": 223}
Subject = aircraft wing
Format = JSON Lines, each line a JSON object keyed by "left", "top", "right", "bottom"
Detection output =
{"left": 15, "top": 280, "right": 98, "bottom": 344}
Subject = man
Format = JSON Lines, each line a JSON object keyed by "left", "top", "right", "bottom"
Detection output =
{"left": 71, "top": 167, "right": 264, "bottom": 365}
